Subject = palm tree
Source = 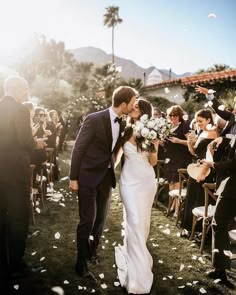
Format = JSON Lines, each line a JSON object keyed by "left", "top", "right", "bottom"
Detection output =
{"left": 103, "top": 6, "right": 123, "bottom": 64}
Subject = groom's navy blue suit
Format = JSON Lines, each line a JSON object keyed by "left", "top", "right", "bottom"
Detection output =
{"left": 70, "top": 108, "right": 122, "bottom": 274}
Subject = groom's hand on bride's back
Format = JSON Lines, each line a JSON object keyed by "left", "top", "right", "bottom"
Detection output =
{"left": 69, "top": 180, "right": 79, "bottom": 192}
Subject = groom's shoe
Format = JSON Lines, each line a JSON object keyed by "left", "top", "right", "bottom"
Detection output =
{"left": 75, "top": 263, "right": 97, "bottom": 282}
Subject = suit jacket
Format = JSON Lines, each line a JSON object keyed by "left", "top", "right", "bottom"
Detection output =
{"left": 214, "top": 136, "right": 236, "bottom": 198}
{"left": 211, "top": 97, "right": 236, "bottom": 136}
{"left": 0, "top": 96, "right": 35, "bottom": 184}
{"left": 70, "top": 108, "right": 123, "bottom": 188}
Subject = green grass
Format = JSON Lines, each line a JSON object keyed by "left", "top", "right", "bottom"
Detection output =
{"left": 11, "top": 142, "right": 236, "bottom": 295}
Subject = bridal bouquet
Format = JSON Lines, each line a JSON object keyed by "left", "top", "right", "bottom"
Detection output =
{"left": 133, "top": 114, "right": 172, "bottom": 152}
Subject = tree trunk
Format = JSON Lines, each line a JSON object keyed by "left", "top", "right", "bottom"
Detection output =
{"left": 112, "top": 25, "right": 115, "bottom": 64}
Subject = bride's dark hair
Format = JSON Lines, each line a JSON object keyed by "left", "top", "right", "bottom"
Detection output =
{"left": 121, "top": 98, "right": 153, "bottom": 145}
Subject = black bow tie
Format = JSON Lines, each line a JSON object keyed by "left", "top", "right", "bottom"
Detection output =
{"left": 114, "top": 117, "right": 122, "bottom": 124}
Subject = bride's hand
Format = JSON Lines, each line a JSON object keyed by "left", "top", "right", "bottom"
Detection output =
{"left": 152, "top": 139, "right": 159, "bottom": 152}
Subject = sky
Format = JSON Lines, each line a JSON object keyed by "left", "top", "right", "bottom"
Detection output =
{"left": 0, "top": 0, "right": 235, "bottom": 74}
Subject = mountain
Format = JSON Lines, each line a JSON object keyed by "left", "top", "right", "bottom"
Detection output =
{"left": 69, "top": 46, "right": 191, "bottom": 81}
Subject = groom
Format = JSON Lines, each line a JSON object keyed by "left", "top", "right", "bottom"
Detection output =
{"left": 69, "top": 86, "right": 137, "bottom": 279}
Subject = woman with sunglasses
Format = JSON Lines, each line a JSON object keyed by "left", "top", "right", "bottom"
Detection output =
{"left": 164, "top": 105, "right": 192, "bottom": 217}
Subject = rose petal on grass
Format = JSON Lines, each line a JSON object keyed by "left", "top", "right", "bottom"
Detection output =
{"left": 99, "top": 273, "right": 104, "bottom": 279}
{"left": 198, "top": 257, "right": 206, "bottom": 264}
{"left": 200, "top": 287, "right": 207, "bottom": 294}
{"left": 91, "top": 289, "right": 95, "bottom": 293}
{"left": 214, "top": 279, "right": 221, "bottom": 284}
{"left": 177, "top": 277, "right": 183, "bottom": 280}
{"left": 51, "top": 286, "right": 64, "bottom": 295}
{"left": 36, "top": 208, "right": 41, "bottom": 214}
{"left": 104, "top": 228, "right": 109, "bottom": 232}
{"left": 53, "top": 246, "right": 58, "bottom": 249}
{"left": 54, "top": 232, "right": 61, "bottom": 239}
{"left": 63, "top": 280, "right": 69, "bottom": 284}
{"left": 101, "top": 283, "right": 107, "bottom": 289}
{"left": 178, "top": 286, "right": 185, "bottom": 289}
{"left": 31, "top": 251, "right": 37, "bottom": 256}
{"left": 162, "top": 229, "right": 170, "bottom": 235}
{"left": 40, "top": 257, "right": 45, "bottom": 261}
{"left": 167, "top": 276, "right": 173, "bottom": 279}
{"left": 114, "top": 281, "right": 120, "bottom": 286}
{"left": 162, "top": 277, "right": 167, "bottom": 280}
{"left": 158, "top": 260, "right": 163, "bottom": 264}
{"left": 14, "top": 285, "right": 20, "bottom": 290}
{"left": 89, "top": 235, "right": 94, "bottom": 241}
{"left": 223, "top": 250, "right": 232, "bottom": 258}
{"left": 193, "top": 281, "right": 199, "bottom": 285}
{"left": 179, "top": 264, "right": 185, "bottom": 271}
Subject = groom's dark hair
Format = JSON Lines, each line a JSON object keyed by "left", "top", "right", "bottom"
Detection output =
{"left": 112, "top": 86, "right": 138, "bottom": 107}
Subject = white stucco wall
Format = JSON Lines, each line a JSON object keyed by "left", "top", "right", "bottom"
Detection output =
{"left": 143, "top": 84, "right": 185, "bottom": 104}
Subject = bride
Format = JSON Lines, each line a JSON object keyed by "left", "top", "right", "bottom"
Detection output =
{"left": 115, "top": 98, "right": 158, "bottom": 294}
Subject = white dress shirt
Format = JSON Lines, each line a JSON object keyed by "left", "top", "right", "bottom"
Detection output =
{"left": 109, "top": 107, "right": 120, "bottom": 151}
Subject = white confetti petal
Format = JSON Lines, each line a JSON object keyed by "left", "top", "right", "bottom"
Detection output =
{"left": 31, "top": 251, "right": 37, "bottom": 256}
{"left": 162, "top": 229, "right": 170, "bottom": 235}
{"left": 198, "top": 257, "right": 206, "bottom": 264}
{"left": 99, "top": 273, "right": 104, "bottom": 279}
{"left": 36, "top": 208, "right": 41, "bottom": 213}
{"left": 14, "top": 285, "right": 20, "bottom": 290}
{"left": 178, "top": 286, "right": 185, "bottom": 289}
{"left": 63, "top": 280, "right": 69, "bottom": 284}
{"left": 223, "top": 250, "right": 233, "bottom": 258}
{"left": 200, "top": 287, "right": 207, "bottom": 294}
{"left": 112, "top": 242, "right": 117, "bottom": 246}
{"left": 78, "top": 286, "right": 83, "bottom": 290}
{"left": 41, "top": 269, "right": 47, "bottom": 273}
{"left": 192, "top": 255, "right": 197, "bottom": 260}
{"left": 214, "top": 278, "right": 221, "bottom": 284}
{"left": 212, "top": 248, "right": 219, "bottom": 253}
{"left": 208, "top": 13, "right": 216, "bottom": 18}
{"left": 101, "top": 283, "right": 107, "bottom": 289}
{"left": 152, "top": 243, "right": 159, "bottom": 247}
{"left": 102, "top": 245, "right": 105, "bottom": 249}
{"left": 114, "top": 281, "right": 120, "bottom": 286}
{"left": 158, "top": 260, "right": 163, "bottom": 264}
{"left": 193, "top": 281, "right": 199, "bottom": 285}
{"left": 91, "top": 289, "right": 95, "bottom": 293}
{"left": 54, "top": 232, "right": 61, "bottom": 239}
{"left": 105, "top": 240, "right": 109, "bottom": 244}
{"left": 177, "top": 277, "right": 183, "bottom": 280}
{"left": 51, "top": 286, "right": 64, "bottom": 295}
{"left": 53, "top": 246, "right": 58, "bottom": 249}
{"left": 112, "top": 264, "right": 116, "bottom": 268}
{"left": 176, "top": 232, "right": 181, "bottom": 237}
{"left": 162, "top": 277, "right": 167, "bottom": 280}
{"left": 167, "top": 276, "right": 173, "bottom": 279}
{"left": 179, "top": 264, "right": 185, "bottom": 271}
{"left": 186, "top": 282, "right": 192, "bottom": 286}
{"left": 89, "top": 235, "right": 94, "bottom": 241}
{"left": 104, "top": 228, "right": 109, "bottom": 232}
{"left": 40, "top": 257, "right": 45, "bottom": 261}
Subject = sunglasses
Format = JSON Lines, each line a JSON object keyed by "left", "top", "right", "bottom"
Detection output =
{"left": 169, "top": 114, "right": 178, "bottom": 117}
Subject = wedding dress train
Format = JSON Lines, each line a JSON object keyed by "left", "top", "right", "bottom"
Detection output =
{"left": 115, "top": 141, "right": 157, "bottom": 294}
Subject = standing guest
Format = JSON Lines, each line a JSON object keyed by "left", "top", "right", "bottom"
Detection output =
{"left": 69, "top": 86, "right": 137, "bottom": 280}
{"left": 202, "top": 135, "right": 236, "bottom": 287}
{"left": 0, "top": 76, "right": 46, "bottom": 287}
{"left": 164, "top": 105, "right": 192, "bottom": 216}
{"left": 181, "top": 109, "right": 217, "bottom": 235}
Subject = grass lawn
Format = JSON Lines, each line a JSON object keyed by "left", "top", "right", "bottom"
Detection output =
{"left": 10, "top": 142, "right": 236, "bottom": 295}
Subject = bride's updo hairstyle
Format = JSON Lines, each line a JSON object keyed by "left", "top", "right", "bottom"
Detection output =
{"left": 195, "top": 109, "right": 214, "bottom": 126}
{"left": 122, "top": 98, "right": 153, "bottom": 144}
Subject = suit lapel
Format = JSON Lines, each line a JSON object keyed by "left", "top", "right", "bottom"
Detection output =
{"left": 103, "top": 109, "right": 112, "bottom": 151}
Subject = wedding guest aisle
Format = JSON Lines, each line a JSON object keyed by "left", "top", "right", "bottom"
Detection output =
{"left": 8, "top": 143, "right": 236, "bottom": 295}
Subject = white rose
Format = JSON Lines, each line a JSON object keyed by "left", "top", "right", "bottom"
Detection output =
{"left": 140, "top": 114, "right": 148, "bottom": 123}
{"left": 141, "top": 127, "right": 149, "bottom": 138}
{"left": 136, "top": 121, "right": 144, "bottom": 129}
{"left": 142, "top": 143, "right": 147, "bottom": 149}
{"left": 149, "top": 130, "right": 157, "bottom": 140}
{"left": 147, "top": 120, "right": 155, "bottom": 129}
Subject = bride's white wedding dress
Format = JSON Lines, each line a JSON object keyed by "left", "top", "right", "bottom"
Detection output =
{"left": 115, "top": 141, "right": 157, "bottom": 294}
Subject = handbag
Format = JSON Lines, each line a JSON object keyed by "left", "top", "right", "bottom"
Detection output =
{"left": 187, "top": 162, "right": 210, "bottom": 180}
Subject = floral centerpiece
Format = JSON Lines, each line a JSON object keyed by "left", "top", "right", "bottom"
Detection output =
{"left": 132, "top": 114, "right": 173, "bottom": 152}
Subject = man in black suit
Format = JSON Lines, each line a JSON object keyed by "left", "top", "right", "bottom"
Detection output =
{"left": 203, "top": 135, "right": 236, "bottom": 287}
{"left": 69, "top": 86, "right": 137, "bottom": 279}
{"left": 0, "top": 76, "right": 46, "bottom": 286}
